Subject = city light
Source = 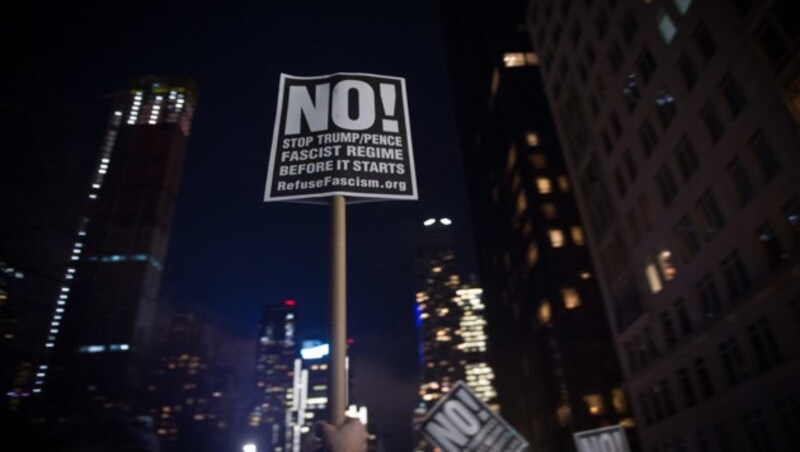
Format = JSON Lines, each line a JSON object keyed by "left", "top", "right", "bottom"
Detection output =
{"left": 242, "top": 443, "right": 257, "bottom": 452}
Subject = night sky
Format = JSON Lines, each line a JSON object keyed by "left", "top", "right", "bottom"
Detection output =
{"left": 10, "top": 1, "right": 478, "bottom": 449}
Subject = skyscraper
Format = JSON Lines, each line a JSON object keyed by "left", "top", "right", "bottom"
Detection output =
{"left": 525, "top": 0, "right": 800, "bottom": 450}
{"left": 36, "top": 75, "right": 197, "bottom": 414}
{"left": 414, "top": 218, "right": 498, "bottom": 447}
{"left": 252, "top": 300, "right": 297, "bottom": 451}
{"left": 439, "top": 1, "right": 632, "bottom": 450}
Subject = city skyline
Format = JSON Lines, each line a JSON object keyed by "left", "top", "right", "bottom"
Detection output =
{"left": 3, "top": 1, "right": 798, "bottom": 451}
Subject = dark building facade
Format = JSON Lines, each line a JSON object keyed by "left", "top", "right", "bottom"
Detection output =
{"left": 146, "top": 314, "right": 235, "bottom": 451}
{"left": 34, "top": 76, "right": 197, "bottom": 416}
{"left": 525, "top": 0, "right": 800, "bottom": 451}
{"left": 439, "top": 1, "right": 632, "bottom": 450}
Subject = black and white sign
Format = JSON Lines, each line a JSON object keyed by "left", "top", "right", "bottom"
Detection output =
{"left": 573, "top": 425, "right": 631, "bottom": 452}
{"left": 263, "top": 72, "right": 418, "bottom": 203}
{"left": 420, "top": 381, "right": 528, "bottom": 452}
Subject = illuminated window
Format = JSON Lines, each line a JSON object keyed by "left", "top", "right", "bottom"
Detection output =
{"left": 658, "top": 11, "right": 677, "bottom": 44}
{"left": 536, "top": 177, "right": 552, "bottom": 194}
{"left": 503, "top": 52, "right": 538, "bottom": 67}
{"left": 525, "top": 131, "right": 540, "bottom": 147}
{"left": 548, "top": 229, "right": 565, "bottom": 248}
{"left": 526, "top": 242, "right": 539, "bottom": 267}
{"left": 507, "top": 145, "right": 517, "bottom": 170}
{"left": 516, "top": 192, "right": 527, "bottom": 216}
{"left": 541, "top": 203, "right": 557, "bottom": 219}
{"left": 657, "top": 249, "right": 677, "bottom": 280}
{"left": 557, "top": 175, "right": 570, "bottom": 191}
{"left": 529, "top": 153, "right": 546, "bottom": 169}
{"left": 562, "top": 288, "right": 581, "bottom": 309}
{"left": 503, "top": 53, "right": 527, "bottom": 67}
{"left": 538, "top": 301, "right": 552, "bottom": 324}
{"left": 570, "top": 226, "right": 585, "bottom": 245}
{"left": 584, "top": 394, "right": 606, "bottom": 415}
{"left": 612, "top": 388, "right": 628, "bottom": 413}
{"left": 645, "top": 262, "right": 663, "bottom": 293}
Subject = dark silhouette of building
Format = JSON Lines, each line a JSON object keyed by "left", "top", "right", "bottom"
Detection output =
{"left": 524, "top": 0, "right": 800, "bottom": 450}
{"left": 439, "top": 1, "right": 632, "bottom": 450}
{"left": 145, "top": 314, "right": 236, "bottom": 451}
{"left": 30, "top": 75, "right": 197, "bottom": 420}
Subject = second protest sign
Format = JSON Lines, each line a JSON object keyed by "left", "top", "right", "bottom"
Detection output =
{"left": 264, "top": 72, "right": 418, "bottom": 203}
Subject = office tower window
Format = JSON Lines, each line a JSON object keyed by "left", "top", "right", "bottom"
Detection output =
{"left": 529, "top": 153, "right": 546, "bottom": 169}
{"left": 677, "top": 52, "right": 698, "bottom": 90}
{"left": 696, "top": 274, "right": 722, "bottom": 319}
{"left": 701, "top": 102, "right": 725, "bottom": 143}
{"left": 720, "top": 249, "right": 751, "bottom": 300}
{"left": 627, "top": 210, "right": 641, "bottom": 243}
{"left": 673, "top": 135, "right": 699, "bottom": 182}
{"left": 674, "top": 298, "right": 693, "bottom": 336}
{"left": 570, "top": 226, "right": 586, "bottom": 245}
{"left": 526, "top": 241, "right": 539, "bottom": 268}
{"left": 656, "top": 163, "right": 679, "bottom": 206}
{"left": 584, "top": 43, "right": 596, "bottom": 64}
{"left": 718, "top": 337, "right": 749, "bottom": 385}
{"left": 756, "top": 17, "right": 791, "bottom": 69}
{"left": 558, "top": 175, "right": 570, "bottom": 191}
{"left": 726, "top": 157, "right": 755, "bottom": 206}
{"left": 757, "top": 223, "right": 784, "bottom": 269}
{"left": 775, "top": 396, "right": 800, "bottom": 449}
{"left": 610, "top": 110, "right": 622, "bottom": 137}
{"left": 743, "top": 409, "right": 774, "bottom": 452}
{"left": 601, "top": 130, "right": 613, "bottom": 154}
{"left": 538, "top": 300, "right": 552, "bottom": 325}
{"left": 657, "top": 380, "right": 676, "bottom": 416}
{"left": 748, "top": 130, "right": 780, "bottom": 182}
{"left": 645, "top": 262, "right": 663, "bottom": 293}
{"left": 614, "top": 167, "right": 627, "bottom": 197}
{"left": 747, "top": 317, "right": 782, "bottom": 372}
{"left": 696, "top": 190, "right": 725, "bottom": 239}
{"left": 674, "top": 0, "right": 692, "bottom": 14}
{"left": 562, "top": 287, "right": 581, "bottom": 309}
{"left": 621, "top": 9, "right": 638, "bottom": 45}
{"left": 638, "top": 393, "right": 654, "bottom": 426}
{"left": 541, "top": 203, "right": 557, "bottom": 219}
{"left": 655, "top": 91, "right": 677, "bottom": 128}
{"left": 782, "top": 197, "right": 800, "bottom": 246}
{"left": 583, "top": 394, "right": 605, "bottom": 415}
{"left": 638, "top": 47, "right": 657, "bottom": 84}
{"left": 525, "top": 130, "right": 540, "bottom": 146}
{"left": 623, "top": 74, "right": 641, "bottom": 111}
{"left": 720, "top": 73, "right": 746, "bottom": 117}
{"left": 595, "top": 9, "right": 609, "bottom": 38}
{"left": 549, "top": 229, "right": 566, "bottom": 248}
{"left": 658, "top": 10, "right": 677, "bottom": 44}
{"left": 536, "top": 177, "right": 553, "bottom": 194}
{"left": 516, "top": 191, "right": 527, "bottom": 217}
{"left": 638, "top": 194, "right": 653, "bottom": 231}
{"left": 693, "top": 23, "right": 717, "bottom": 62}
{"left": 569, "top": 22, "right": 582, "bottom": 46}
{"left": 677, "top": 367, "right": 697, "bottom": 407}
{"left": 693, "top": 358, "right": 715, "bottom": 399}
{"left": 503, "top": 52, "right": 538, "bottom": 67}
{"left": 608, "top": 40, "right": 623, "bottom": 73}
{"left": 674, "top": 215, "right": 701, "bottom": 259}
{"left": 638, "top": 117, "right": 659, "bottom": 156}
{"left": 623, "top": 149, "right": 638, "bottom": 181}
{"left": 660, "top": 312, "right": 678, "bottom": 347}
{"left": 658, "top": 249, "right": 677, "bottom": 281}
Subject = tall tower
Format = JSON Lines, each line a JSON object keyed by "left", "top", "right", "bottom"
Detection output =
{"left": 253, "top": 300, "right": 297, "bottom": 451}
{"left": 526, "top": 0, "right": 800, "bottom": 450}
{"left": 414, "top": 218, "right": 498, "bottom": 447}
{"left": 439, "top": 1, "right": 632, "bottom": 450}
{"left": 37, "top": 76, "right": 197, "bottom": 412}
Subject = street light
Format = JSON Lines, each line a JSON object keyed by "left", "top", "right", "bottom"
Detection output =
{"left": 242, "top": 443, "right": 257, "bottom": 452}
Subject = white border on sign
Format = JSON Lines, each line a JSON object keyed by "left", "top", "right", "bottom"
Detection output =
{"left": 263, "top": 72, "right": 418, "bottom": 203}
